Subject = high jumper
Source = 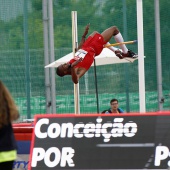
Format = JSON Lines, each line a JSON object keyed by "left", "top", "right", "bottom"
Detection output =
{"left": 56, "top": 24, "right": 138, "bottom": 84}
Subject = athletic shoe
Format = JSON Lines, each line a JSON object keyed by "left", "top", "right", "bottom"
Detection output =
{"left": 122, "top": 49, "right": 138, "bottom": 59}
{"left": 115, "top": 50, "right": 123, "bottom": 59}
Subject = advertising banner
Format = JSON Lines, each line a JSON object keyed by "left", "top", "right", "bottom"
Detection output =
{"left": 29, "top": 113, "right": 170, "bottom": 170}
{"left": 13, "top": 123, "right": 33, "bottom": 170}
{"left": 13, "top": 154, "right": 29, "bottom": 170}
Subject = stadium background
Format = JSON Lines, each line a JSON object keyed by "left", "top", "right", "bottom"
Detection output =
{"left": 0, "top": 0, "right": 170, "bottom": 120}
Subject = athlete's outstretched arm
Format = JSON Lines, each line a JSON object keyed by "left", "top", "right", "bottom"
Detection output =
{"left": 76, "top": 23, "right": 90, "bottom": 51}
{"left": 70, "top": 58, "right": 84, "bottom": 84}
{"left": 71, "top": 67, "right": 79, "bottom": 84}
{"left": 71, "top": 67, "right": 87, "bottom": 84}
{"left": 70, "top": 58, "right": 82, "bottom": 84}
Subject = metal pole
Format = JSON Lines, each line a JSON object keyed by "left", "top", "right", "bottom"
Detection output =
{"left": 154, "top": 0, "right": 163, "bottom": 110}
{"left": 84, "top": 72, "right": 89, "bottom": 94}
{"left": 23, "top": 0, "right": 31, "bottom": 118}
{"left": 48, "top": 0, "right": 56, "bottom": 113}
{"left": 122, "top": 0, "right": 130, "bottom": 112}
{"left": 72, "top": 11, "right": 80, "bottom": 114}
{"left": 94, "top": 60, "right": 99, "bottom": 113}
{"left": 136, "top": 0, "right": 146, "bottom": 112}
{"left": 43, "top": 0, "right": 51, "bottom": 113}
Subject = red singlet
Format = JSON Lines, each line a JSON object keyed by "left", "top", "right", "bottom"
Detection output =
{"left": 69, "top": 33, "right": 106, "bottom": 70}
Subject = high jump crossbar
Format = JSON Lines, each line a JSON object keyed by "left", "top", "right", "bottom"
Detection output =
{"left": 104, "top": 40, "right": 137, "bottom": 48}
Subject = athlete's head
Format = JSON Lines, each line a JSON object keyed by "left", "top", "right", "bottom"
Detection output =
{"left": 56, "top": 63, "right": 71, "bottom": 77}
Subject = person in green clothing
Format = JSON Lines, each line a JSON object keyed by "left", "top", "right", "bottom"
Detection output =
{"left": 0, "top": 80, "right": 19, "bottom": 170}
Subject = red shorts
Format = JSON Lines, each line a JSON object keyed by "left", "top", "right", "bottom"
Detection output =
{"left": 69, "top": 33, "right": 106, "bottom": 70}
{"left": 82, "top": 32, "right": 106, "bottom": 56}
{"left": 69, "top": 48, "right": 95, "bottom": 70}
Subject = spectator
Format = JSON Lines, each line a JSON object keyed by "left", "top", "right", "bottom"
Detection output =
{"left": 0, "top": 80, "right": 19, "bottom": 170}
{"left": 102, "top": 98, "right": 124, "bottom": 114}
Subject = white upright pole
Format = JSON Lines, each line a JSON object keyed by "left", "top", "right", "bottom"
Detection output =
{"left": 43, "top": 0, "right": 51, "bottom": 113}
{"left": 136, "top": 0, "right": 146, "bottom": 112}
{"left": 72, "top": 11, "right": 80, "bottom": 114}
{"left": 155, "top": 0, "right": 163, "bottom": 110}
{"left": 48, "top": 0, "right": 56, "bottom": 113}
{"left": 84, "top": 73, "right": 89, "bottom": 94}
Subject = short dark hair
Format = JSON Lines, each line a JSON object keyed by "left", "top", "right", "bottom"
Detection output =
{"left": 110, "top": 98, "right": 118, "bottom": 104}
{"left": 56, "top": 66, "right": 64, "bottom": 77}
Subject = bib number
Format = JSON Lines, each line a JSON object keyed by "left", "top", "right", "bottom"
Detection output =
{"left": 75, "top": 49, "right": 88, "bottom": 60}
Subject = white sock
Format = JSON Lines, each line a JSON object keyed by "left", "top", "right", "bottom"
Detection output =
{"left": 106, "top": 42, "right": 118, "bottom": 52}
{"left": 114, "top": 32, "right": 128, "bottom": 53}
